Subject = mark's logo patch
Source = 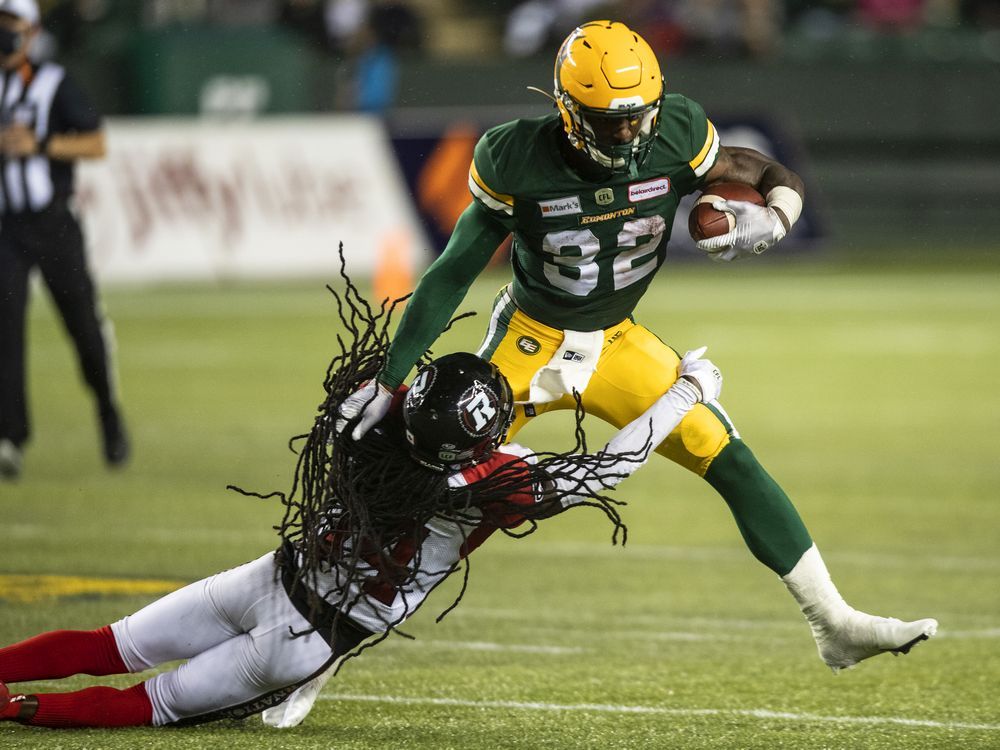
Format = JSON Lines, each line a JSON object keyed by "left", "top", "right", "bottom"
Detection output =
{"left": 516, "top": 336, "right": 541, "bottom": 355}
{"left": 539, "top": 196, "right": 582, "bottom": 217}
{"left": 628, "top": 178, "right": 671, "bottom": 202}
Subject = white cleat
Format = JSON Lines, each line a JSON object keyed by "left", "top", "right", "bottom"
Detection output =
{"left": 814, "top": 610, "right": 938, "bottom": 673}
{"left": 262, "top": 670, "right": 331, "bottom": 728}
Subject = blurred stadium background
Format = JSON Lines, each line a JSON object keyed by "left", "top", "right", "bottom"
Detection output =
{"left": 37, "top": 0, "right": 1000, "bottom": 272}
{"left": 3, "top": 2, "right": 999, "bottom": 749}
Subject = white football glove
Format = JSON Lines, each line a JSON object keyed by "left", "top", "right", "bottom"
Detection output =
{"left": 336, "top": 380, "right": 393, "bottom": 440}
{"left": 261, "top": 667, "right": 334, "bottom": 728}
{"left": 696, "top": 199, "right": 786, "bottom": 262}
{"left": 678, "top": 346, "right": 723, "bottom": 403}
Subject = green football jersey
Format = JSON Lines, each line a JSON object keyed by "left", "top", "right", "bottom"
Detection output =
{"left": 469, "top": 94, "right": 719, "bottom": 330}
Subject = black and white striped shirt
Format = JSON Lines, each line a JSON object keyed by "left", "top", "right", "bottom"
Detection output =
{"left": 0, "top": 61, "right": 100, "bottom": 214}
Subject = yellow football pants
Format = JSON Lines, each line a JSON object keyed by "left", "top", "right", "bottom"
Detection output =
{"left": 477, "top": 288, "right": 736, "bottom": 476}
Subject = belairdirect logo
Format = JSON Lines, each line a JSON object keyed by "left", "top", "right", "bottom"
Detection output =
{"left": 516, "top": 336, "right": 541, "bottom": 355}
{"left": 628, "top": 177, "right": 671, "bottom": 202}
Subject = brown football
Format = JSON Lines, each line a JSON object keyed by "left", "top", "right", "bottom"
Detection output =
{"left": 688, "top": 182, "right": 766, "bottom": 241}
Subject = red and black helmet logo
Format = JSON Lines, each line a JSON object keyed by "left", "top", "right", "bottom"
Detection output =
{"left": 458, "top": 381, "right": 499, "bottom": 437}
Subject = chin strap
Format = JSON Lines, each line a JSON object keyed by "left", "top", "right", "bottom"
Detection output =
{"left": 526, "top": 85, "right": 558, "bottom": 104}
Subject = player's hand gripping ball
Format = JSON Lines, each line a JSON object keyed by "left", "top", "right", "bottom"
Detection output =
{"left": 687, "top": 182, "right": 766, "bottom": 241}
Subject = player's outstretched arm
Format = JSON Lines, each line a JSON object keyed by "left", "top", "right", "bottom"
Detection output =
{"left": 697, "top": 146, "right": 805, "bottom": 261}
{"left": 543, "top": 348, "right": 722, "bottom": 510}
{"left": 597, "top": 346, "right": 721, "bottom": 485}
{"left": 339, "top": 202, "right": 509, "bottom": 440}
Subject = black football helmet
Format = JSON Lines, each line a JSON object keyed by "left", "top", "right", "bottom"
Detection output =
{"left": 402, "top": 353, "right": 515, "bottom": 472}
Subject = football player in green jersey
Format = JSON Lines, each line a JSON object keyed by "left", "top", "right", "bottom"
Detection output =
{"left": 339, "top": 20, "right": 936, "bottom": 672}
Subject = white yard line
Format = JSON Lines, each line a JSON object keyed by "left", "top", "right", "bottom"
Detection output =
{"left": 407, "top": 640, "right": 584, "bottom": 655}
{"left": 445, "top": 611, "right": 1000, "bottom": 642}
{"left": 319, "top": 693, "right": 1000, "bottom": 732}
{"left": 385, "top": 631, "right": 759, "bottom": 651}
{"left": 456, "top": 608, "right": 801, "bottom": 630}
{"left": 396, "top": 633, "right": 749, "bottom": 653}
{"left": 935, "top": 628, "right": 1000, "bottom": 639}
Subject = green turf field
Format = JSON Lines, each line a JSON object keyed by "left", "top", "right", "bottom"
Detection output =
{"left": 2, "top": 257, "right": 999, "bottom": 749}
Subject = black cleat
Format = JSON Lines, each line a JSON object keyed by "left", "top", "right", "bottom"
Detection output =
{"left": 100, "top": 407, "right": 131, "bottom": 468}
{"left": 0, "top": 679, "right": 37, "bottom": 722}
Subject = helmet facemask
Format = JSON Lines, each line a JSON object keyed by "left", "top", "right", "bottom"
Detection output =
{"left": 560, "top": 94, "right": 661, "bottom": 173}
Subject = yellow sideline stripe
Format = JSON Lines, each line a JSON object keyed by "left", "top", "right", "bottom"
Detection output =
{"left": 689, "top": 119, "right": 717, "bottom": 171}
{"left": 469, "top": 161, "right": 514, "bottom": 206}
{"left": 0, "top": 574, "right": 184, "bottom": 603}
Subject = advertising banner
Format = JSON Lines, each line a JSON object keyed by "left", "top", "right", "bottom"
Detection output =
{"left": 77, "top": 117, "right": 429, "bottom": 283}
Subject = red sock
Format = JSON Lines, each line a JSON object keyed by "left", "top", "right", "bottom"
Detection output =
{"left": 0, "top": 626, "right": 128, "bottom": 682}
{"left": 29, "top": 684, "right": 153, "bottom": 728}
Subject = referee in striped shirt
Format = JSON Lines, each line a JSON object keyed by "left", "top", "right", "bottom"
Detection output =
{"left": 0, "top": 0, "right": 128, "bottom": 480}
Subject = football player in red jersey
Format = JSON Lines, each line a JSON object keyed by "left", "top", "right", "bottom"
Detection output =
{"left": 340, "top": 20, "right": 936, "bottom": 673}
{"left": 0, "top": 275, "right": 722, "bottom": 730}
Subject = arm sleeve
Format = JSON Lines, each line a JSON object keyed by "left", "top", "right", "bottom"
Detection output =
{"left": 550, "top": 378, "right": 702, "bottom": 507}
{"left": 378, "top": 200, "right": 510, "bottom": 388}
{"left": 600, "top": 378, "right": 700, "bottom": 471}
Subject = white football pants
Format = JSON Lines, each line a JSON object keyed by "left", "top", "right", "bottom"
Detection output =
{"left": 110, "top": 552, "right": 336, "bottom": 726}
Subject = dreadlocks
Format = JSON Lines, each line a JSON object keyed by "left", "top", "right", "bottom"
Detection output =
{"left": 235, "top": 244, "right": 645, "bottom": 659}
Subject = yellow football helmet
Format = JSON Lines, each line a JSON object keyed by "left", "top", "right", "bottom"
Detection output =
{"left": 554, "top": 21, "right": 664, "bottom": 174}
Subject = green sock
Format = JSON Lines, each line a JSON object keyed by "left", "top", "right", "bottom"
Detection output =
{"left": 704, "top": 439, "right": 813, "bottom": 576}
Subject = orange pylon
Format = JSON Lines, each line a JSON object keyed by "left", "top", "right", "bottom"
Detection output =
{"left": 373, "top": 228, "right": 414, "bottom": 307}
